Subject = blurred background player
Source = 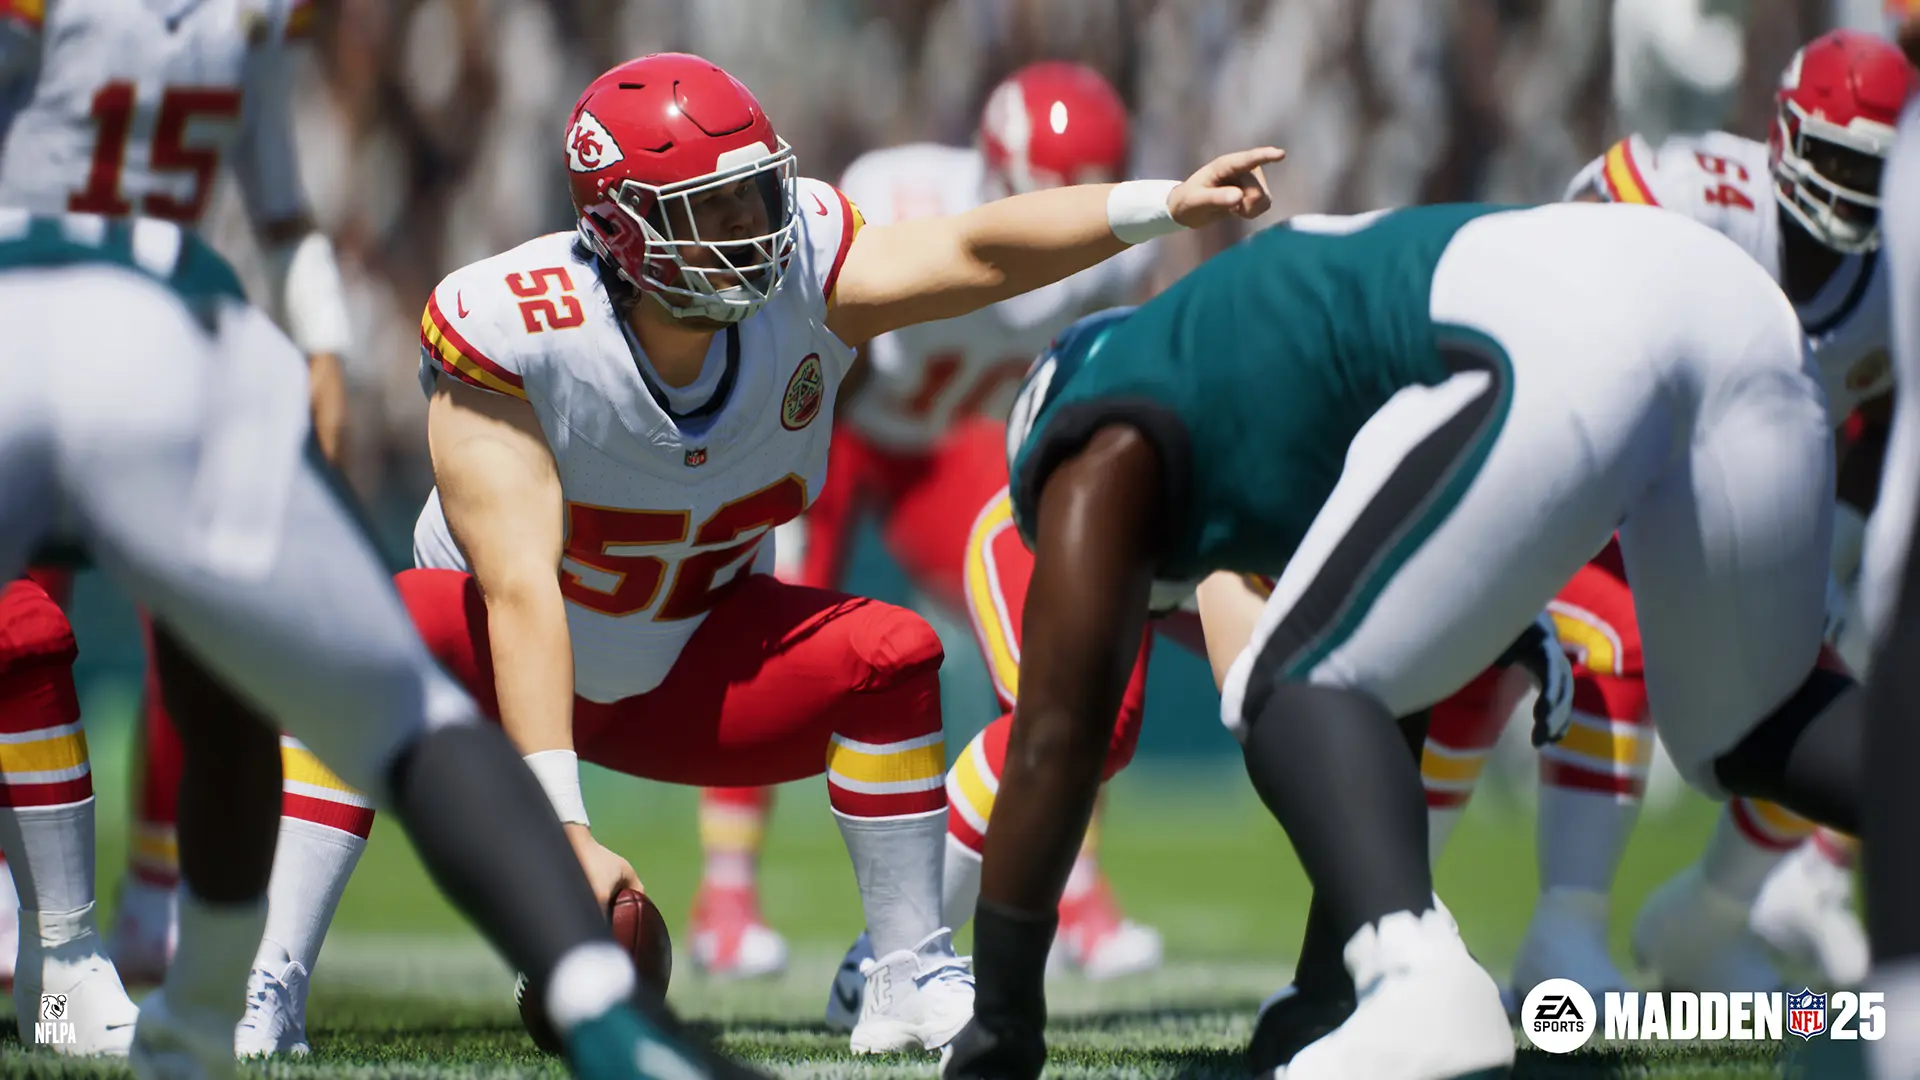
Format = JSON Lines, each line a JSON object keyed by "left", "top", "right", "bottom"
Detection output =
{"left": 1413, "top": 27, "right": 1914, "bottom": 1006}
{"left": 0, "top": 210, "right": 759, "bottom": 1080}
{"left": 0, "top": 0, "right": 360, "bottom": 1056}
{"left": 697, "top": 60, "right": 1163, "bottom": 984}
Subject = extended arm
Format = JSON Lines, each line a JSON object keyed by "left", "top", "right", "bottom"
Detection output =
{"left": 235, "top": 45, "right": 352, "bottom": 461}
{"left": 826, "top": 147, "right": 1282, "bottom": 346}
{"left": 427, "top": 380, "right": 573, "bottom": 760}
{"left": 428, "top": 380, "right": 643, "bottom": 903}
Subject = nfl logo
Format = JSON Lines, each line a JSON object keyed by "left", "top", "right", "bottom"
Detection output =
{"left": 685, "top": 447, "right": 707, "bottom": 468}
{"left": 1787, "top": 988, "right": 1828, "bottom": 1040}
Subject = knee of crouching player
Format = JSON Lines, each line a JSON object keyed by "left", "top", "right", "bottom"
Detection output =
{"left": 845, "top": 599, "right": 945, "bottom": 694}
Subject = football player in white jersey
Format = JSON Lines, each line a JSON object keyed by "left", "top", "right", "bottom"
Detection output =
{"left": 246, "top": 52, "right": 1280, "bottom": 1055}
{"left": 1401, "top": 27, "right": 1914, "bottom": 1009}
{"left": 0, "top": 0, "right": 360, "bottom": 1057}
{"left": 0, "top": 211, "right": 766, "bottom": 1080}
{"left": 1852, "top": 15, "right": 1920, "bottom": 1080}
{"left": 689, "top": 61, "right": 1163, "bottom": 987}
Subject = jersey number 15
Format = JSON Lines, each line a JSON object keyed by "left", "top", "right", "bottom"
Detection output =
{"left": 70, "top": 83, "right": 242, "bottom": 224}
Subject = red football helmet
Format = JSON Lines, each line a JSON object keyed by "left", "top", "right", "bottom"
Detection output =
{"left": 1770, "top": 29, "right": 1919, "bottom": 253}
{"left": 566, "top": 53, "right": 798, "bottom": 324}
{"left": 978, "top": 61, "right": 1130, "bottom": 197}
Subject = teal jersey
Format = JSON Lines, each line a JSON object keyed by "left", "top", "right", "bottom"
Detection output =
{"left": 0, "top": 212, "right": 246, "bottom": 325}
{"left": 1008, "top": 203, "right": 1518, "bottom": 581}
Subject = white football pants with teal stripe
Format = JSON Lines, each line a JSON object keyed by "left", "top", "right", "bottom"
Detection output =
{"left": 1222, "top": 200, "right": 1833, "bottom": 799}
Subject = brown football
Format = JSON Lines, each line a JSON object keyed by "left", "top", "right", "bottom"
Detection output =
{"left": 517, "top": 888, "right": 673, "bottom": 1054}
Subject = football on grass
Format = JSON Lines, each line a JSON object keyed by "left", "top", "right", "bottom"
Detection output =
{"left": 517, "top": 888, "right": 673, "bottom": 1054}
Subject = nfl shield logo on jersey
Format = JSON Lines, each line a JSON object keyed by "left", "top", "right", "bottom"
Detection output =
{"left": 685, "top": 447, "right": 708, "bottom": 467}
{"left": 782, "top": 354, "right": 824, "bottom": 431}
{"left": 1787, "top": 988, "right": 1828, "bottom": 1040}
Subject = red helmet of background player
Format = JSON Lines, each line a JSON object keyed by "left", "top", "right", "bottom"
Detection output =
{"left": 978, "top": 61, "right": 1130, "bottom": 197}
{"left": 565, "top": 53, "right": 798, "bottom": 324}
{"left": 1770, "top": 28, "right": 1919, "bottom": 254}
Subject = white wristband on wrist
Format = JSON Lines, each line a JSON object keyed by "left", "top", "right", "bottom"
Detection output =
{"left": 269, "top": 231, "right": 353, "bottom": 357}
{"left": 524, "top": 749, "right": 590, "bottom": 827}
{"left": 1106, "top": 180, "right": 1183, "bottom": 244}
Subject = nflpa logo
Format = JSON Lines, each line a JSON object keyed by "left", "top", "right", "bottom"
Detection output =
{"left": 685, "top": 447, "right": 707, "bottom": 467}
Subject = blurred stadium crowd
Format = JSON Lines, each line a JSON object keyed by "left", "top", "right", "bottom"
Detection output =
{"left": 194, "top": 0, "right": 1894, "bottom": 529}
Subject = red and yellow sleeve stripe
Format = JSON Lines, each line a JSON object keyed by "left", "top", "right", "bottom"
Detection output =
{"left": 0, "top": 0, "right": 45, "bottom": 30}
{"left": 420, "top": 292, "right": 527, "bottom": 400}
{"left": 285, "top": 0, "right": 317, "bottom": 39}
{"left": 1599, "top": 140, "right": 1659, "bottom": 207}
{"left": 822, "top": 187, "right": 865, "bottom": 307}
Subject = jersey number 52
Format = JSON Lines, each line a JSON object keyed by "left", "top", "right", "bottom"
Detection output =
{"left": 561, "top": 476, "right": 808, "bottom": 621}
{"left": 70, "top": 83, "right": 242, "bottom": 223}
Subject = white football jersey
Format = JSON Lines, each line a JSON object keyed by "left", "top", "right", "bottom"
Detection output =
{"left": 412, "top": 178, "right": 862, "bottom": 703}
{"left": 0, "top": 0, "right": 312, "bottom": 229}
{"left": 1567, "top": 132, "right": 1893, "bottom": 416}
{"left": 837, "top": 142, "right": 1151, "bottom": 452}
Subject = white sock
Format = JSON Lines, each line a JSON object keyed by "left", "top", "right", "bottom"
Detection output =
{"left": 544, "top": 941, "right": 636, "bottom": 1036}
{"left": 165, "top": 890, "right": 266, "bottom": 1030}
{"left": 1867, "top": 959, "right": 1920, "bottom": 1080}
{"left": 835, "top": 807, "right": 944, "bottom": 957}
{"left": 1427, "top": 806, "right": 1464, "bottom": 866}
{"left": 258, "top": 817, "right": 364, "bottom": 976}
{"left": 941, "top": 833, "right": 982, "bottom": 931}
{"left": 1700, "top": 807, "right": 1789, "bottom": 904}
{"left": 1538, "top": 786, "right": 1641, "bottom": 894}
{"left": 0, "top": 798, "right": 95, "bottom": 916}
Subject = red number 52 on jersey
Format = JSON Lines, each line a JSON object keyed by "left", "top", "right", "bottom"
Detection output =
{"left": 561, "top": 475, "right": 808, "bottom": 621}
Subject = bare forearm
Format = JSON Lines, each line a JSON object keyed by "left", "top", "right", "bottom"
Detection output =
{"left": 1196, "top": 572, "right": 1267, "bottom": 691}
{"left": 953, "top": 183, "right": 1132, "bottom": 303}
{"left": 482, "top": 584, "right": 576, "bottom": 755}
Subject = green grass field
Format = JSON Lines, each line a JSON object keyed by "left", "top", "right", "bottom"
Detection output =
{"left": 0, "top": 703, "right": 1846, "bottom": 1079}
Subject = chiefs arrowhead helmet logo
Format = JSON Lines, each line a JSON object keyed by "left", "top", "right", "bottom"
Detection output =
{"left": 567, "top": 110, "right": 624, "bottom": 173}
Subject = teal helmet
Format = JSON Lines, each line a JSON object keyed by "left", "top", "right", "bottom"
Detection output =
{"left": 1003, "top": 306, "right": 1137, "bottom": 479}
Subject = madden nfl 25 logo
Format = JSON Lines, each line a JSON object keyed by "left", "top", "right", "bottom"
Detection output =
{"left": 1521, "top": 979, "right": 1890, "bottom": 1053}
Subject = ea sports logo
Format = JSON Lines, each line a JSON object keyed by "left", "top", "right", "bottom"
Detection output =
{"left": 1522, "top": 978, "right": 1596, "bottom": 1054}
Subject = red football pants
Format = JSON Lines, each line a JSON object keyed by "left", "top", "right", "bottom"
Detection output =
{"left": 397, "top": 569, "right": 949, "bottom": 818}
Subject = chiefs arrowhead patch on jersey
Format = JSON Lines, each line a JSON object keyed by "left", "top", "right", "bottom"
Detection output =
{"left": 782, "top": 353, "right": 824, "bottom": 431}
{"left": 567, "top": 110, "right": 624, "bottom": 173}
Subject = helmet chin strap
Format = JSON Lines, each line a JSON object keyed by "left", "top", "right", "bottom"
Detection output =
{"left": 647, "top": 285, "right": 754, "bottom": 327}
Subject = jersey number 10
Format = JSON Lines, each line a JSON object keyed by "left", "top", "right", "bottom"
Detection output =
{"left": 70, "top": 82, "right": 242, "bottom": 224}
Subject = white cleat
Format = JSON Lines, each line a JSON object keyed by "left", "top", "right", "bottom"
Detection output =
{"left": 130, "top": 987, "right": 237, "bottom": 1080}
{"left": 14, "top": 905, "right": 140, "bottom": 1056}
{"left": 849, "top": 928, "right": 974, "bottom": 1055}
{"left": 1055, "top": 878, "right": 1164, "bottom": 980}
{"left": 824, "top": 931, "right": 873, "bottom": 1034}
{"left": 688, "top": 885, "right": 789, "bottom": 980}
{"left": 109, "top": 879, "right": 178, "bottom": 986}
{"left": 232, "top": 942, "right": 310, "bottom": 1057}
{"left": 1509, "top": 887, "right": 1632, "bottom": 1006}
{"left": 1272, "top": 909, "right": 1514, "bottom": 1080}
{"left": 1752, "top": 841, "right": 1869, "bottom": 987}
{"left": 1633, "top": 866, "right": 1783, "bottom": 992}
